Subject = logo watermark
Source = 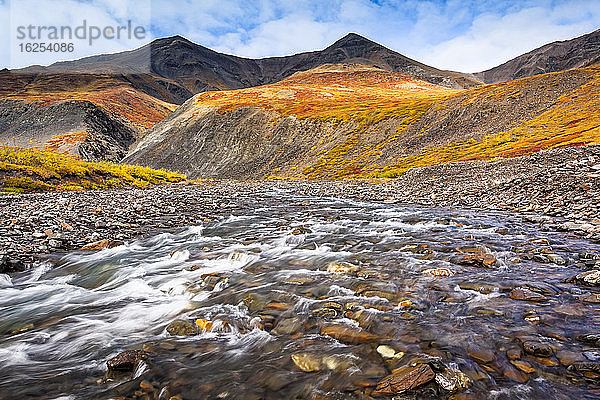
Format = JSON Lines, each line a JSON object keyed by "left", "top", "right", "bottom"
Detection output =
{"left": 16, "top": 20, "right": 147, "bottom": 46}
{"left": 8, "top": 0, "right": 151, "bottom": 71}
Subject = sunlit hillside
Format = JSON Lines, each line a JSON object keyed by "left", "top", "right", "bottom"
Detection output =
{"left": 130, "top": 63, "right": 600, "bottom": 180}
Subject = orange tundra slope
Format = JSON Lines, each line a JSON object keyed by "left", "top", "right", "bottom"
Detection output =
{"left": 0, "top": 72, "right": 176, "bottom": 157}
{"left": 125, "top": 63, "right": 600, "bottom": 179}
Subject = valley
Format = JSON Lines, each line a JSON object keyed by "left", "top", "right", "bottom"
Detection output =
{"left": 0, "top": 27, "right": 599, "bottom": 400}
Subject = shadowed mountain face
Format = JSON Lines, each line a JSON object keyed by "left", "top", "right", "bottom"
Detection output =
{"left": 475, "top": 29, "right": 600, "bottom": 83}
{"left": 17, "top": 33, "right": 481, "bottom": 104}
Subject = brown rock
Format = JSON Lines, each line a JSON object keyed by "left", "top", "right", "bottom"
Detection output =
{"left": 506, "top": 348, "right": 522, "bottom": 360}
{"left": 166, "top": 320, "right": 198, "bottom": 336}
{"left": 509, "top": 287, "right": 547, "bottom": 302}
{"left": 107, "top": 349, "right": 149, "bottom": 371}
{"left": 320, "top": 324, "right": 379, "bottom": 344}
{"left": 556, "top": 350, "right": 585, "bottom": 366}
{"left": 503, "top": 364, "right": 529, "bottom": 383}
{"left": 373, "top": 364, "right": 435, "bottom": 396}
{"left": 140, "top": 380, "right": 155, "bottom": 392}
{"left": 523, "top": 341, "right": 553, "bottom": 357}
{"left": 456, "top": 252, "right": 496, "bottom": 268}
{"left": 468, "top": 349, "right": 495, "bottom": 364}
{"left": 510, "top": 359, "right": 535, "bottom": 373}
{"left": 81, "top": 239, "right": 124, "bottom": 251}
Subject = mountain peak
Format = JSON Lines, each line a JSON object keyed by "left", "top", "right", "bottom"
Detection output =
{"left": 329, "top": 33, "right": 377, "bottom": 48}
{"left": 152, "top": 35, "right": 194, "bottom": 46}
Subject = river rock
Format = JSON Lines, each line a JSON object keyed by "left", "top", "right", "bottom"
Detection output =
{"left": 320, "top": 324, "right": 379, "bottom": 344}
{"left": 291, "top": 353, "right": 354, "bottom": 373}
{"left": 503, "top": 364, "right": 529, "bottom": 383}
{"left": 568, "top": 362, "right": 600, "bottom": 376}
{"left": 459, "top": 281, "right": 498, "bottom": 294}
{"left": 523, "top": 341, "right": 553, "bottom": 357}
{"left": 468, "top": 349, "right": 495, "bottom": 364}
{"left": 107, "top": 349, "right": 149, "bottom": 371}
{"left": 567, "top": 270, "right": 600, "bottom": 286}
{"left": 435, "top": 367, "right": 471, "bottom": 391}
{"left": 510, "top": 359, "right": 536, "bottom": 373}
{"left": 80, "top": 239, "right": 124, "bottom": 251}
{"left": 312, "top": 302, "right": 345, "bottom": 319}
{"left": 377, "top": 345, "right": 404, "bottom": 360}
{"left": 578, "top": 293, "right": 600, "bottom": 303}
{"left": 166, "top": 320, "right": 198, "bottom": 336}
{"left": 508, "top": 287, "right": 548, "bottom": 302}
{"left": 326, "top": 261, "right": 359, "bottom": 274}
{"left": 556, "top": 350, "right": 585, "bottom": 366}
{"left": 291, "top": 353, "right": 322, "bottom": 372}
{"left": 194, "top": 318, "right": 213, "bottom": 332}
{"left": 273, "top": 317, "right": 302, "bottom": 335}
{"left": 456, "top": 251, "right": 496, "bottom": 268}
{"left": 422, "top": 268, "right": 454, "bottom": 277}
{"left": 373, "top": 364, "right": 435, "bottom": 396}
{"left": 576, "top": 334, "right": 600, "bottom": 347}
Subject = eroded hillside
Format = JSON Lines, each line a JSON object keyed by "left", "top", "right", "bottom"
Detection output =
{"left": 125, "top": 63, "right": 600, "bottom": 179}
{"left": 0, "top": 72, "right": 176, "bottom": 161}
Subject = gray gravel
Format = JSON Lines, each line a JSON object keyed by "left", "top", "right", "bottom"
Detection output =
{"left": 1, "top": 145, "right": 599, "bottom": 272}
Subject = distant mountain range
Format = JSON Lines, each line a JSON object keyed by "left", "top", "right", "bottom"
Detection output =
{"left": 1, "top": 29, "right": 599, "bottom": 177}
{"left": 474, "top": 29, "right": 600, "bottom": 83}
{"left": 15, "top": 33, "right": 481, "bottom": 104}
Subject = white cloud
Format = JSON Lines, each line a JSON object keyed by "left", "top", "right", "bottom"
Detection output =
{"left": 4, "top": 0, "right": 151, "bottom": 69}
{"left": 414, "top": 2, "right": 600, "bottom": 72}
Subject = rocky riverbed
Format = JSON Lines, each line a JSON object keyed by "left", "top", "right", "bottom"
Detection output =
{"left": 1, "top": 145, "right": 599, "bottom": 272}
{"left": 1, "top": 190, "right": 600, "bottom": 399}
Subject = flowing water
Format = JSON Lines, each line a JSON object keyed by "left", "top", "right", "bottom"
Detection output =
{"left": 1, "top": 193, "right": 600, "bottom": 399}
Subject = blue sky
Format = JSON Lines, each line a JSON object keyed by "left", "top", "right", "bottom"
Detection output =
{"left": 2, "top": 0, "right": 600, "bottom": 72}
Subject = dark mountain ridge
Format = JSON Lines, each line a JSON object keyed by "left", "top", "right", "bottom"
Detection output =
{"left": 14, "top": 33, "right": 481, "bottom": 104}
{"left": 475, "top": 29, "right": 600, "bottom": 83}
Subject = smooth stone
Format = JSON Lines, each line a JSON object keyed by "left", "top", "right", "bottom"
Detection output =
{"left": 503, "top": 364, "right": 530, "bottom": 383}
{"left": 556, "top": 350, "right": 586, "bottom": 366}
{"left": 320, "top": 324, "right": 379, "bottom": 344}
{"left": 468, "top": 349, "right": 495, "bottom": 364}
{"left": 510, "top": 359, "right": 536, "bottom": 373}
{"left": 80, "top": 239, "right": 124, "bottom": 251}
{"left": 373, "top": 364, "right": 435, "bottom": 396}
{"left": 166, "top": 320, "right": 198, "bottom": 336}
{"left": 509, "top": 287, "right": 548, "bottom": 302}
{"left": 272, "top": 318, "right": 302, "bottom": 335}
{"left": 523, "top": 341, "right": 554, "bottom": 358}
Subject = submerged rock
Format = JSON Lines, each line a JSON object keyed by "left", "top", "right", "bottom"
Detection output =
{"left": 291, "top": 353, "right": 321, "bottom": 372}
{"left": 509, "top": 287, "right": 548, "bottom": 302}
{"left": 373, "top": 364, "right": 435, "bottom": 396}
{"left": 107, "top": 349, "right": 149, "bottom": 371}
{"left": 320, "top": 324, "right": 379, "bottom": 344}
{"left": 567, "top": 270, "right": 600, "bottom": 286}
{"left": 503, "top": 364, "right": 530, "bottom": 383}
{"left": 377, "top": 345, "right": 404, "bottom": 360}
{"left": 166, "top": 320, "right": 198, "bottom": 336}
{"left": 291, "top": 353, "right": 354, "bottom": 373}
{"left": 456, "top": 251, "right": 496, "bottom": 268}
{"left": 326, "top": 261, "right": 359, "bottom": 274}
{"left": 523, "top": 341, "right": 554, "bottom": 357}
{"left": 435, "top": 367, "right": 471, "bottom": 391}
{"left": 576, "top": 333, "right": 600, "bottom": 347}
